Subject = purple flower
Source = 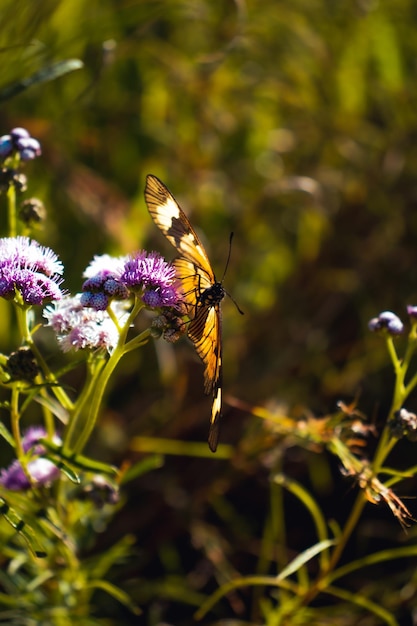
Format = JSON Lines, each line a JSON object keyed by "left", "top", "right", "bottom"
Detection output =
{"left": 22, "top": 426, "right": 51, "bottom": 452}
{"left": 368, "top": 311, "right": 404, "bottom": 336}
{"left": 121, "top": 251, "right": 181, "bottom": 308}
{"left": 44, "top": 294, "right": 129, "bottom": 353}
{"left": 0, "top": 237, "right": 64, "bottom": 305}
{"left": 0, "top": 427, "right": 61, "bottom": 491}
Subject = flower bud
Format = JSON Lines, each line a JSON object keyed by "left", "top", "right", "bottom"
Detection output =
{"left": 368, "top": 311, "right": 404, "bottom": 335}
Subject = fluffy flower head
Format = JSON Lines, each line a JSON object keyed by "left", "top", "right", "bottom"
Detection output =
{"left": 121, "top": 251, "right": 181, "bottom": 308}
{"left": 44, "top": 294, "right": 129, "bottom": 353}
{"left": 0, "top": 236, "right": 64, "bottom": 305}
{"left": 0, "top": 427, "right": 61, "bottom": 491}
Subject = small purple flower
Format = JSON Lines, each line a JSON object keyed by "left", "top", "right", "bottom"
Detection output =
{"left": 22, "top": 426, "right": 51, "bottom": 452}
{"left": 44, "top": 294, "right": 129, "bottom": 353}
{"left": 0, "top": 427, "right": 61, "bottom": 491}
{"left": 368, "top": 311, "right": 404, "bottom": 336}
{"left": 121, "top": 251, "right": 181, "bottom": 308}
{"left": 0, "top": 237, "right": 64, "bottom": 305}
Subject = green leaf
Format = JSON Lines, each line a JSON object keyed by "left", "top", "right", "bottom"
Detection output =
{"left": 43, "top": 454, "right": 80, "bottom": 484}
{"left": 120, "top": 454, "right": 165, "bottom": 484}
{"left": 0, "top": 59, "right": 83, "bottom": 102}
{"left": 86, "top": 579, "right": 141, "bottom": 615}
{"left": 0, "top": 497, "right": 46, "bottom": 558}
{"left": 0, "top": 422, "right": 14, "bottom": 447}
{"left": 41, "top": 440, "right": 117, "bottom": 476}
{"left": 276, "top": 539, "right": 336, "bottom": 582}
{"left": 326, "top": 584, "right": 399, "bottom": 626}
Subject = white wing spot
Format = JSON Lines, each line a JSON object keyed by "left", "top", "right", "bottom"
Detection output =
{"left": 158, "top": 197, "right": 181, "bottom": 228}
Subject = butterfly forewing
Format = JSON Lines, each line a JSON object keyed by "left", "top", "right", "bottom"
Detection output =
{"left": 144, "top": 174, "right": 225, "bottom": 452}
{"left": 145, "top": 175, "right": 214, "bottom": 276}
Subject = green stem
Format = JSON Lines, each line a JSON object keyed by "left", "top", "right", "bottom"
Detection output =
{"left": 7, "top": 175, "right": 17, "bottom": 238}
{"left": 65, "top": 298, "right": 148, "bottom": 454}
{"left": 373, "top": 333, "right": 415, "bottom": 471}
{"left": 9, "top": 386, "right": 33, "bottom": 485}
{"left": 62, "top": 356, "right": 106, "bottom": 454}
{"left": 15, "top": 305, "right": 74, "bottom": 412}
{"left": 310, "top": 330, "right": 417, "bottom": 603}
{"left": 74, "top": 327, "right": 152, "bottom": 454}
{"left": 10, "top": 386, "right": 23, "bottom": 458}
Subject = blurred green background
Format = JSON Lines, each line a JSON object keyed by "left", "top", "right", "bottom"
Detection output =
{"left": 1, "top": 0, "right": 417, "bottom": 623}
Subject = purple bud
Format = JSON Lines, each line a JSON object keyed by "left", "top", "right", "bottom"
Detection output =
{"left": 143, "top": 289, "right": 163, "bottom": 307}
{"left": 368, "top": 311, "right": 404, "bottom": 335}
{"left": 0, "top": 135, "right": 13, "bottom": 158}
{"left": 81, "top": 291, "right": 109, "bottom": 311}
{"left": 387, "top": 317, "right": 404, "bottom": 335}
{"left": 19, "top": 148, "right": 36, "bottom": 161}
{"left": 407, "top": 305, "right": 417, "bottom": 319}
{"left": 378, "top": 311, "right": 398, "bottom": 322}
{"left": 16, "top": 137, "right": 41, "bottom": 158}
{"left": 103, "top": 277, "right": 129, "bottom": 298}
{"left": 10, "top": 128, "right": 30, "bottom": 140}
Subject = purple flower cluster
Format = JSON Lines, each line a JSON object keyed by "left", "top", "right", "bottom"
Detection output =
{"left": 44, "top": 294, "right": 129, "bottom": 352}
{"left": 81, "top": 260, "right": 130, "bottom": 312}
{"left": 80, "top": 252, "right": 182, "bottom": 312}
{"left": 0, "top": 427, "right": 61, "bottom": 491}
{"left": 0, "top": 128, "right": 41, "bottom": 162}
{"left": 81, "top": 254, "right": 130, "bottom": 310}
{"left": 0, "top": 237, "right": 64, "bottom": 305}
{"left": 368, "top": 311, "right": 404, "bottom": 336}
{"left": 121, "top": 251, "right": 181, "bottom": 308}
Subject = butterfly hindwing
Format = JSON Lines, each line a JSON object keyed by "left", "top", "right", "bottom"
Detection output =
{"left": 173, "top": 257, "right": 212, "bottom": 313}
{"left": 145, "top": 174, "right": 224, "bottom": 452}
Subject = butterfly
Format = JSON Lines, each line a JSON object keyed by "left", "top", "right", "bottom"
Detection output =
{"left": 145, "top": 174, "right": 231, "bottom": 452}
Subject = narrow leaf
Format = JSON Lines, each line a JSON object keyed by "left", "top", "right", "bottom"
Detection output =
{"left": 0, "top": 59, "right": 83, "bottom": 102}
{"left": 0, "top": 498, "right": 46, "bottom": 558}
{"left": 276, "top": 539, "right": 335, "bottom": 582}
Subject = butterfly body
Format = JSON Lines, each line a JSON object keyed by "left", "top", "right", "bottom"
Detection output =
{"left": 145, "top": 174, "right": 225, "bottom": 451}
{"left": 198, "top": 282, "right": 225, "bottom": 305}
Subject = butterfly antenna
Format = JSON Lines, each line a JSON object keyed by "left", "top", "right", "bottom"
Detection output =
{"left": 222, "top": 232, "right": 244, "bottom": 315}
{"left": 221, "top": 232, "right": 235, "bottom": 283}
